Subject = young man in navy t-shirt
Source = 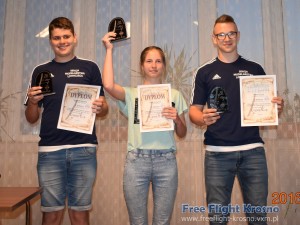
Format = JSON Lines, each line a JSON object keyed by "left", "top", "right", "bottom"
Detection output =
{"left": 190, "top": 14, "right": 284, "bottom": 225}
{"left": 25, "top": 17, "right": 108, "bottom": 225}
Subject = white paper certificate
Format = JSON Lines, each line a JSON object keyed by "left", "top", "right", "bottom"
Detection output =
{"left": 57, "top": 84, "right": 101, "bottom": 134}
{"left": 239, "top": 75, "right": 278, "bottom": 126}
{"left": 138, "top": 84, "right": 174, "bottom": 132}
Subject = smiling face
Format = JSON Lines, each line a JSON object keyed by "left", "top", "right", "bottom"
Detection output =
{"left": 49, "top": 28, "right": 77, "bottom": 62}
{"left": 212, "top": 22, "right": 240, "bottom": 60}
{"left": 140, "top": 47, "right": 166, "bottom": 84}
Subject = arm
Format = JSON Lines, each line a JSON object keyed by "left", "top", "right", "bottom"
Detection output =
{"left": 189, "top": 104, "right": 220, "bottom": 126}
{"left": 92, "top": 96, "right": 109, "bottom": 117}
{"left": 162, "top": 107, "right": 187, "bottom": 138}
{"left": 25, "top": 86, "right": 43, "bottom": 123}
{"left": 174, "top": 113, "right": 187, "bottom": 138}
{"left": 101, "top": 32, "right": 126, "bottom": 101}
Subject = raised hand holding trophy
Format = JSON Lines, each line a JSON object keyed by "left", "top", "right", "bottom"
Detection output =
{"left": 108, "top": 17, "right": 128, "bottom": 42}
{"left": 35, "top": 71, "right": 55, "bottom": 96}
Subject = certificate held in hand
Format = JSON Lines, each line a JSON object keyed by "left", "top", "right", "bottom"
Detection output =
{"left": 239, "top": 75, "right": 278, "bottom": 126}
{"left": 138, "top": 84, "right": 174, "bottom": 132}
{"left": 57, "top": 84, "right": 101, "bottom": 134}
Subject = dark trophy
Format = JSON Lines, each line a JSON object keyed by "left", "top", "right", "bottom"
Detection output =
{"left": 208, "top": 87, "right": 228, "bottom": 113}
{"left": 108, "top": 17, "right": 128, "bottom": 42}
{"left": 35, "top": 71, "right": 55, "bottom": 96}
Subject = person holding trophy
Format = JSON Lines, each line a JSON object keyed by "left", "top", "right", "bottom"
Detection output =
{"left": 102, "top": 31, "right": 187, "bottom": 225}
{"left": 189, "top": 14, "right": 284, "bottom": 224}
{"left": 25, "top": 17, "right": 108, "bottom": 225}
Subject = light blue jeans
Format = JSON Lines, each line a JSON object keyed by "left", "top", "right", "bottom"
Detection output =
{"left": 37, "top": 147, "right": 97, "bottom": 212}
{"left": 123, "top": 149, "right": 178, "bottom": 225}
{"left": 205, "top": 147, "right": 268, "bottom": 225}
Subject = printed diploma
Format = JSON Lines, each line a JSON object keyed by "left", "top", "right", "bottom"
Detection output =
{"left": 239, "top": 75, "right": 278, "bottom": 126}
{"left": 57, "top": 84, "right": 101, "bottom": 134}
{"left": 138, "top": 84, "right": 174, "bottom": 132}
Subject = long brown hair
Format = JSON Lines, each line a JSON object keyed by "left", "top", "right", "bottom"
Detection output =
{"left": 140, "top": 46, "right": 167, "bottom": 78}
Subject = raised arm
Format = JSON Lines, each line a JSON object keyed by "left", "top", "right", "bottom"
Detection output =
{"left": 101, "top": 32, "right": 125, "bottom": 101}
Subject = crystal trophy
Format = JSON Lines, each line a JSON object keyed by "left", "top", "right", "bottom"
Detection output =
{"left": 208, "top": 87, "right": 228, "bottom": 113}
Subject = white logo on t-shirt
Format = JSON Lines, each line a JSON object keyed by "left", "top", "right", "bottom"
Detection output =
{"left": 212, "top": 74, "right": 221, "bottom": 80}
{"left": 65, "top": 69, "right": 85, "bottom": 78}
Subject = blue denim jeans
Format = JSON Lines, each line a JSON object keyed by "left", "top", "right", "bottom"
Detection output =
{"left": 205, "top": 147, "right": 268, "bottom": 225}
{"left": 37, "top": 147, "right": 97, "bottom": 212}
{"left": 123, "top": 149, "right": 178, "bottom": 225}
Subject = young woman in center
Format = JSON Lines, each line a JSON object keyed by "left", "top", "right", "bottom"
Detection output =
{"left": 102, "top": 32, "right": 187, "bottom": 225}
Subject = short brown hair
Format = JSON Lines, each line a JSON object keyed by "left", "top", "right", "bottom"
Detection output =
{"left": 48, "top": 17, "right": 75, "bottom": 39}
{"left": 214, "top": 14, "right": 237, "bottom": 28}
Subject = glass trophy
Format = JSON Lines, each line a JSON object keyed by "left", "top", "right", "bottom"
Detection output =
{"left": 35, "top": 71, "right": 55, "bottom": 96}
{"left": 208, "top": 87, "right": 228, "bottom": 113}
{"left": 108, "top": 17, "right": 128, "bottom": 42}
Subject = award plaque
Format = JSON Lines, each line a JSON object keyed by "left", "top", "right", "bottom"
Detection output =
{"left": 108, "top": 17, "right": 128, "bottom": 42}
{"left": 35, "top": 71, "right": 55, "bottom": 96}
{"left": 208, "top": 87, "right": 228, "bottom": 113}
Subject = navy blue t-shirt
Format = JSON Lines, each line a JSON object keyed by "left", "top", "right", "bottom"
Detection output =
{"left": 30, "top": 57, "right": 104, "bottom": 146}
{"left": 190, "top": 56, "right": 265, "bottom": 146}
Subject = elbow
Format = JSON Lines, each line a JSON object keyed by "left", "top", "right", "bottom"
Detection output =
{"left": 102, "top": 81, "right": 114, "bottom": 95}
{"left": 177, "top": 133, "right": 186, "bottom": 139}
{"left": 25, "top": 116, "right": 39, "bottom": 124}
{"left": 189, "top": 115, "right": 196, "bottom": 125}
{"left": 25, "top": 109, "right": 39, "bottom": 124}
{"left": 189, "top": 111, "right": 199, "bottom": 126}
{"left": 188, "top": 111, "right": 194, "bottom": 123}
{"left": 176, "top": 126, "right": 187, "bottom": 138}
{"left": 180, "top": 129, "right": 187, "bottom": 138}
{"left": 103, "top": 83, "right": 113, "bottom": 93}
